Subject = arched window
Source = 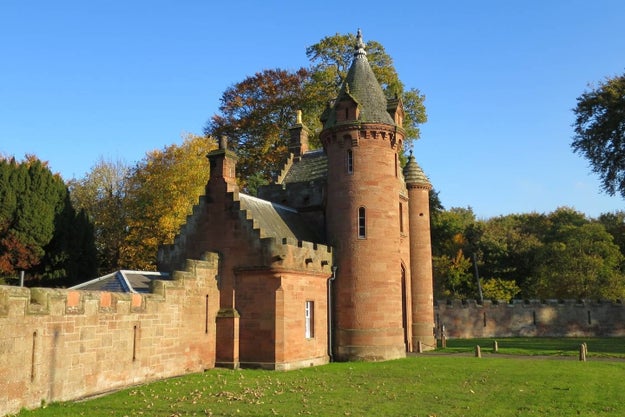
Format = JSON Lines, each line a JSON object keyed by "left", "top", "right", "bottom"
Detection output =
{"left": 347, "top": 149, "right": 353, "bottom": 174}
{"left": 358, "top": 207, "right": 366, "bottom": 239}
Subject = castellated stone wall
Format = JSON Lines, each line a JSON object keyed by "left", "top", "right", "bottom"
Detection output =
{"left": 436, "top": 299, "right": 625, "bottom": 339}
{"left": 0, "top": 255, "right": 220, "bottom": 417}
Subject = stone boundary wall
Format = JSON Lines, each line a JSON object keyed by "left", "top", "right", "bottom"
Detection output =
{"left": 0, "top": 256, "right": 220, "bottom": 417}
{"left": 435, "top": 299, "right": 625, "bottom": 339}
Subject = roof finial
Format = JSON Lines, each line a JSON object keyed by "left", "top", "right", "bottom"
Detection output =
{"left": 355, "top": 28, "right": 366, "bottom": 57}
{"left": 296, "top": 109, "right": 303, "bottom": 124}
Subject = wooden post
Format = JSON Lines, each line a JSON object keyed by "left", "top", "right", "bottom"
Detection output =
{"left": 417, "top": 340, "right": 423, "bottom": 353}
{"left": 475, "top": 345, "right": 482, "bottom": 358}
{"left": 440, "top": 325, "right": 447, "bottom": 349}
{"left": 493, "top": 340, "right": 498, "bottom": 353}
{"left": 579, "top": 343, "right": 586, "bottom": 362}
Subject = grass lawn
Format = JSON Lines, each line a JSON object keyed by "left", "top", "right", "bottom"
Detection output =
{"left": 439, "top": 336, "right": 625, "bottom": 358}
{"left": 11, "top": 338, "right": 625, "bottom": 417}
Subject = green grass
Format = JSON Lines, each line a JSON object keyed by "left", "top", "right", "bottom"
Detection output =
{"left": 437, "top": 337, "right": 625, "bottom": 358}
{"left": 12, "top": 338, "right": 625, "bottom": 417}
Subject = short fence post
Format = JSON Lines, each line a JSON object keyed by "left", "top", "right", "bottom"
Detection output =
{"left": 579, "top": 343, "right": 587, "bottom": 362}
{"left": 417, "top": 340, "right": 423, "bottom": 353}
{"left": 440, "top": 325, "right": 447, "bottom": 349}
{"left": 493, "top": 340, "right": 498, "bottom": 353}
{"left": 475, "top": 345, "right": 482, "bottom": 358}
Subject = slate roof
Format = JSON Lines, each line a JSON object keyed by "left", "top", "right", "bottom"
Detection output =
{"left": 239, "top": 194, "right": 322, "bottom": 243}
{"left": 280, "top": 149, "right": 328, "bottom": 184}
{"left": 70, "top": 270, "right": 171, "bottom": 293}
{"left": 403, "top": 154, "right": 431, "bottom": 187}
{"left": 323, "top": 30, "right": 396, "bottom": 129}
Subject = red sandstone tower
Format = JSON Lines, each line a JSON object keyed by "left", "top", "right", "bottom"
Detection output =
{"left": 404, "top": 153, "right": 436, "bottom": 350}
{"left": 320, "top": 30, "right": 411, "bottom": 360}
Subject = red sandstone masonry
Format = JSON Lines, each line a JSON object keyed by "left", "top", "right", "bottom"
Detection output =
{"left": 435, "top": 299, "right": 625, "bottom": 338}
{"left": 0, "top": 255, "right": 220, "bottom": 417}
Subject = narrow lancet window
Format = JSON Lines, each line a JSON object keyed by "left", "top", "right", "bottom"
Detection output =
{"left": 347, "top": 149, "right": 353, "bottom": 174}
{"left": 358, "top": 207, "right": 366, "bottom": 238}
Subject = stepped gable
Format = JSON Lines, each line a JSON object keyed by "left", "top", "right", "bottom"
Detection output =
{"left": 279, "top": 149, "right": 328, "bottom": 184}
{"left": 237, "top": 193, "right": 322, "bottom": 243}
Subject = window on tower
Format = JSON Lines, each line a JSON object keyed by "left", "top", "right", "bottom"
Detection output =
{"left": 395, "top": 154, "right": 398, "bottom": 177}
{"left": 347, "top": 149, "right": 353, "bottom": 174}
{"left": 358, "top": 207, "right": 366, "bottom": 239}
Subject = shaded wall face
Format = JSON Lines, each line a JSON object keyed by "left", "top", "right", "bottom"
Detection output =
{"left": 436, "top": 299, "right": 625, "bottom": 338}
{"left": 237, "top": 274, "right": 279, "bottom": 364}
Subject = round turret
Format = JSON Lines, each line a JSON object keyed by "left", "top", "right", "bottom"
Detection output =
{"left": 403, "top": 153, "right": 435, "bottom": 350}
{"left": 322, "top": 30, "right": 410, "bottom": 361}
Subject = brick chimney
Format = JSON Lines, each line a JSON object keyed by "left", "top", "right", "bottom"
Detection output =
{"left": 207, "top": 136, "right": 238, "bottom": 188}
{"left": 288, "top": 110, "right": 310, "bottom": 159}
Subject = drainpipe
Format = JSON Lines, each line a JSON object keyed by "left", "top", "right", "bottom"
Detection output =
{"left": 327, "top": 265, "right": 337, "bottom": 362}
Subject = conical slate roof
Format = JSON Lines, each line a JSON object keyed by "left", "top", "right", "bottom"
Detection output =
{"left": 403, "top": 153, "right": 431, "bottom": 188}
{"left": 323, "top": 30, "right": 395, "bottom": 129}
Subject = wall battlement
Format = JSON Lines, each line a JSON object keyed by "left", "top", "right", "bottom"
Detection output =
{"left": 0, "top": 255, "right": 220, "bottom": 417}
{"left": 435, "top": 299, "right": 625, "bottom": 338}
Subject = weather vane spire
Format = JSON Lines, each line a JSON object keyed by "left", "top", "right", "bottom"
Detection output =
{"left": 355, "top": 28, "right": 366, "bottom": 57}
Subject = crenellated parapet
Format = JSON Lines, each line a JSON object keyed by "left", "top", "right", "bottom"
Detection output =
{"left": 435, "top": 299, "right": 625, "bottom": 338}
{"left": 0, "top": 255, "right": 220, "bottom": 417}
{"left": 262, "top": 237, "right": 333, "bottom": 273}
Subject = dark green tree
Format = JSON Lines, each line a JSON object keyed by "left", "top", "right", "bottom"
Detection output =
{"left": 0, "top": 156, "right": 97, "bottom": 284}
{"left": 597, "top": 211, "right": 625, "bottom": 266}
{"left": 305, "top": 32, "right": 427, "bottom": 142}
{"left": 533, "top": 222, "right": 625, "bottom": 300}
{"left": 571, "top": 72, "right": 625, "bottom": 197}
{"left": 478, "top": 213, "right": 543, "bottom": 297}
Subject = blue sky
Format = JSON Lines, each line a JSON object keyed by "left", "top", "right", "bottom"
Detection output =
{"left": 1, "top": 0, "right": 624, "bottom": 219}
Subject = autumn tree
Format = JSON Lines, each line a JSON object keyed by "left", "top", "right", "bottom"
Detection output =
{"left": 0, "top": 220, "right": 38, "bottom": 277}
{"left": 572, "top": 72, "right": 625, "bottom": 197}
{"left": 119, "top": 134, "right": 217, "bottom": 270}
{"left": 206, "top": 68, "right": 310, "bottom": 189}
{"left": 68, "top": 157, "right": 129, "bottom": 273}
{"left": 205, "top": 32, "right": 427, "bottom": 188}
{"left": 430, "top": 207, "right": 477, "bottom": 299}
